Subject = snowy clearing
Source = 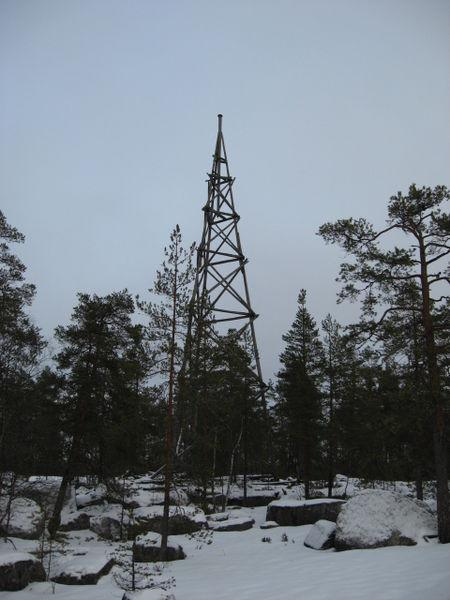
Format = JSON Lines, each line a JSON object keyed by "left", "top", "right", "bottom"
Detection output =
{"left": 1, "top": 506, "right": 450, "bottom": 600}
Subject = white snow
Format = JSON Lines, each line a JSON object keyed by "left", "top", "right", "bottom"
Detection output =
{"left": 1, "top": 477, "right": 449, "bottom": 600}
{"left": 124, "top": 591, "right": 176, "bottom": 600}
{"left": 206, "top": 511, "right": 229, "bottom": 522}
{"left": 0, "top": 506, "right": 448, "bottom": 599}
{"left": 260, "top": 521, "right": 279, "bottom": 529}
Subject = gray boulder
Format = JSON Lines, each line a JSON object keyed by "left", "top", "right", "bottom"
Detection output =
{"left": 304, "top": 519, "right": 336, "bottom": 550}
{"left": 266, "top": 498, "right": 345, "bottom": 526}
{"left": 90, "top": 515, "right": 122, "bottom": 541}
{"left": 0, "top": 552, "right": 46, "bottom": 591}
{"left": 335, "top": 489, "right": 437, "bottom": 550}
{"left": 133, "top": 532, "right": 185, "bottom": 562}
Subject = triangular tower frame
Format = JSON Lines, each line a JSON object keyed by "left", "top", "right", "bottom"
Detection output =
{"left": 187, "top": 114, "right": 266, "bottom": 403}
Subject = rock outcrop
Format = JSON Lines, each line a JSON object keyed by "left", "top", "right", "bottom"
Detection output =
{"left": 266, "top": 498, "right": 345, "bottom": 526}
{"left": 0, "top": 497, "right": 45, "bottom": 539}
{"left": 0, "top": 553, "right": 46, "bottom": 591}
{"left": 51, "top": 554, "right": 114, "bottom": 584}
{"left": 208, "top": 517, "right": 255, "bottom": 531}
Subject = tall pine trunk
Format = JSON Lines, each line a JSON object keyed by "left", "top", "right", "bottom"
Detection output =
{"left": 418, "top": 237, "right": 449, "bottom": 543}
{"left": 160, "top": 243, "right": 178, "bottom": 560}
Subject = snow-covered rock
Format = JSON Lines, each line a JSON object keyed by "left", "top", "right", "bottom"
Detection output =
{"left": 76, "top": 485, "right": 107, "bottom": 508}
{"left": 207, "top": 511, "right": 230, "bottom": 522}
{"left": 0, "top": 497, "right": 45, "bottom": 539}
{"left": 126, "top": 487, "right": 189, "bottom": 508}
{"left": 304, "top": 520, "right": 336, "bottom": 550}
{"left": 60, "top": 511, "right": 90, "bottom": 531}
{"left": 51, "top": 553, "right": 114, "bottom": 584}
{"left": 0, "top": 552, "right": 46, "bottom": 591}
{"left": 133, "top": 532, "right": 186, "bottom": 562}
{"left": 208, "top": 517, "right": 255, "bottom": 532}
{"left": 335, "top": 490, "right": 437, "bottom": 550}
{"left": 260, "top": 521, "right": 279, "bottom": 529}
{"left": 266, "top": 498, "right": 345, "bottom": 526}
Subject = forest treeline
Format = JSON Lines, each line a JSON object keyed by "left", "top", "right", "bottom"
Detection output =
{"left": 0, "top": 185, "right": 449, "bottom": 532}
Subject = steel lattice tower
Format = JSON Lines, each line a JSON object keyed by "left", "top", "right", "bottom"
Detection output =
{"left": 186, "top": 114, "right": 266, "bottom": 403}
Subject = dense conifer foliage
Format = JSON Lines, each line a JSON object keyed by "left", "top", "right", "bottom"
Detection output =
{"left": 0, "top": 184, "right": 448, "bottom": 540}
{"left": 319, "top": 184, "right": 450, "bottom": 541}
{"left": 0, "top": 211, "right": 45, "bottom": 473}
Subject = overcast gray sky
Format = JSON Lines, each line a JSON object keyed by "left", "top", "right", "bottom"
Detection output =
{"left": 1, "top": 0, "right": 449, "bottom": 379}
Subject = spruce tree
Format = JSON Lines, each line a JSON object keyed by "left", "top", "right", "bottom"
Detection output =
{"left": 277, "top": 290, "right": 323, "bottom": 498}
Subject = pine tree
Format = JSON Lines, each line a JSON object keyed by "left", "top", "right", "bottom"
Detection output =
{"left": 319, "top": 184, "right": 450, "bottom": 542}
{"left": 138, "top": 225, "right": 195, "bottom": 560}
{"left": 27, "top": 367, "right": 65, "bottom": 475}
{"left": 376, "top": 284, "right": 434, "bottom": 495}
{"left": 0, "top": 210, "right": 45, "bottom": 473}
{"left": 321, "top": 315, "right": 342, "bottom": 497}
{"left": 48, "top": 290, "right": 147, "bottom": 537}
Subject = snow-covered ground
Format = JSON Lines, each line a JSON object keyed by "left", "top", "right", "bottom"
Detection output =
{"left": 1, "top": 505, "right": 450, "bottom": 600}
